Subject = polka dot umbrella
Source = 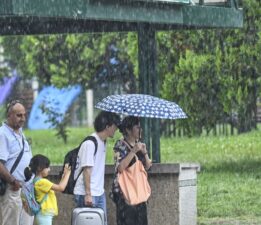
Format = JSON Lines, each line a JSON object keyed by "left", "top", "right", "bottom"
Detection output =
{"left": 95, "top": 94, "right": 187, "bottom": 119}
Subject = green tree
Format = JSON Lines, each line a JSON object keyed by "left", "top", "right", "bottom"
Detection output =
{"left": 163, "top": 50, "right": 225, "bottom": 136}
{"left": 221, "top": 0, "right": 261, "bottom": 133}
{"left": 161, "top": 0, "right": 261, "bottom": 135}
{"left": 1, "top": 33, "right": 132, "bottom": 87}
{"left": 1, "top": 0, "right": 260, "bottom": 136}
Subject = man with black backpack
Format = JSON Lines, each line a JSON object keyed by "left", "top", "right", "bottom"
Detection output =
{"left": 73, "top": 111, "right": 120, "bottom": 225}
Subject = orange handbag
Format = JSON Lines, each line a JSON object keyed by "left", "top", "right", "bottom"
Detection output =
{"left": 118, "top": 154, "right": 151, "bottom": 205}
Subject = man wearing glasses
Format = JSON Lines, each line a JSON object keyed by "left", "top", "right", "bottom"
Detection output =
{"left": 0, "top": 100, "right": 33, "bottom": 225}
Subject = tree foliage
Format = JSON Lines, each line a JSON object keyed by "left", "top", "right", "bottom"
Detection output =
{"left": 1, "top": 33, "right": 132, "bottom": 88}
{"left": 40, "top": 102, "right": 70, "bottom": 144}
{"left": 161, "top": 0, "right": 261, "bottom": 135}
{"left": 0, "top": 0, "right": 260, "bottom": 136}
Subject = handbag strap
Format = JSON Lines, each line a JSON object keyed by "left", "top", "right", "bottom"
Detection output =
{"left": 121, "top": 139, "right": 138, "bottom": 161}
{"left": 10, "top": 136, "right": 25, "bottom": 174}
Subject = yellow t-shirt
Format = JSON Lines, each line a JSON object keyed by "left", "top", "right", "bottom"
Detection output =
{"left": 34, "top": 178, "right": 58, "bottom": 216}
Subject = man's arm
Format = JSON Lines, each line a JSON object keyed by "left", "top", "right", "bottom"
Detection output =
{"left": 83, "top": 166, "right": 93, "bottom": 206}
{"left": 0, "top": 161, "right": 21, "bottom": 191}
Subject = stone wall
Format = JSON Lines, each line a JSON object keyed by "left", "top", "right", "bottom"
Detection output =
{"left": 0, "top": 163, "right": 200, "bottom": 225}
{"left": 51, "top": 163, "right": 200, "bottom": 225}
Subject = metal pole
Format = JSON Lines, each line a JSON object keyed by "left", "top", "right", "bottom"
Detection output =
{"left": 148, "top": 29, "right": 160, "bottom": 163}
{"left": 138, "top": 23, "right": 160, "bottom": 162}
{"left": 138, "top": 23, "right": 151, "bottom": 153}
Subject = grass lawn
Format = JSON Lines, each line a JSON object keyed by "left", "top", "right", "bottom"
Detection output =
{"left": 25, "top": 127, "right": 261, "bottom": 224}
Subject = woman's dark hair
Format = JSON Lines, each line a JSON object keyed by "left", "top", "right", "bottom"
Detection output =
{"left": 94, "top": 111, "right": 121, "bottom": 132}
{"left": 118, "top": 116, "right": 140, "bottom": 136}
{"left": 24, "top": 154, "right": 50, "bottom": 182}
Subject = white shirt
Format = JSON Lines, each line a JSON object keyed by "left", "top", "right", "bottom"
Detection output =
{"left": 73, "top": 133, "right": 106, "bottom": 196}
{"left": 0, "top": 122, "right": 32, "bottom": 182}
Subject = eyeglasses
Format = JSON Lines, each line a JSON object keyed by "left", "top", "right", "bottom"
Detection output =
{"left": 6, "top": 99, "right": 23, "bottom": 114}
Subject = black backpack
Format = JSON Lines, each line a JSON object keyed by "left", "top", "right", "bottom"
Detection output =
{"left": 61, "top": 136, "right": 98, "bottom": 194}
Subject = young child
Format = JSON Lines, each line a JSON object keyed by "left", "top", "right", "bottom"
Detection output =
{"left": 24, "top": 154, "right": 71, "bottom": 225}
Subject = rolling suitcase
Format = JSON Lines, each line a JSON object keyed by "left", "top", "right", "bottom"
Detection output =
{"left": 72, "top": 207, "right": 105, "bottom": 225}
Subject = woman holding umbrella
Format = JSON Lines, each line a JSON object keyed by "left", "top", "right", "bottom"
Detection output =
{"left": 111, "top": 116, "right": 152, "bottom": 225}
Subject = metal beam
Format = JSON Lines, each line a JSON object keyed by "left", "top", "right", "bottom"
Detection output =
{"left": 183, "top": 5, "right": 242, "bottom": 28}
{"left": 0, "top": 0, "right": 243, "bottom": 35}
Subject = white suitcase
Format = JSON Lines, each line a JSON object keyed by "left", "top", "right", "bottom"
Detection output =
{"left": 72, "top": 207, "right": 105, "bottom": 225}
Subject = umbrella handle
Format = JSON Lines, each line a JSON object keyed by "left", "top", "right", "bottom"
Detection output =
{"left": 139, "top": 125, "right": 142, "bottom": 142}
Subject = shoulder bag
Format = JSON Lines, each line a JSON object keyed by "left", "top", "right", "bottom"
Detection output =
{"left": 118, "top": 154, "right": 151, "bottom": 205}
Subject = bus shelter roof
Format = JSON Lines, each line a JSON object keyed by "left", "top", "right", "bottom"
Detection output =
{"left": 0, "top": 0, "right": 243, "bottom": 35}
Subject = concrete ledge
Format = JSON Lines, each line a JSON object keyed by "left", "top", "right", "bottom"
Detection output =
{"left": 0, "top": 163, "right": 200, "bottom": 225}
{"left": 48, "top": 163, "right": 200, "bottom": 225}
{"left": 50, "top": 163, "right": 200, "bottom": 175}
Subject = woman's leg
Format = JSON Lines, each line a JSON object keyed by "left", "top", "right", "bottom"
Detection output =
{"left": 137, "top": 202, "right": 148, "bottom": 225}
{"left": 116, "top": 197, "right": 137, "bottom": 225}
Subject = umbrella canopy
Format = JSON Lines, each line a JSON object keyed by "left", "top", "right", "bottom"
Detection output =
{"left": 95, "top": 94, "right": 187, "bottom": 120}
